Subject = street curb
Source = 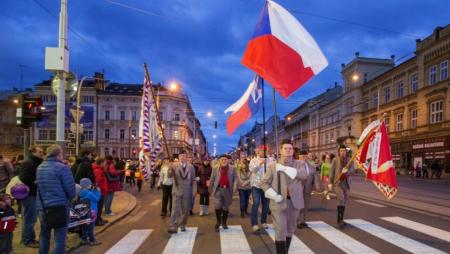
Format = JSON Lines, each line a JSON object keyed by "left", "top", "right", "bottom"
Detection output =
{"left": 68, "top": 191, "right": 137, "bottom": 253}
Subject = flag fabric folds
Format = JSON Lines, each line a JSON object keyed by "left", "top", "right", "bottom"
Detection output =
{"left": 224, "top": 75, "right": 263, "bottom": 135}
{"left": 139, "top": 75, "right": 162, "bottom": 179}
{"left": 242, "top": 0, "right": 328, "bottom": 98}
{"left": 356, "top": 121, "right": 398, "bottom": 199}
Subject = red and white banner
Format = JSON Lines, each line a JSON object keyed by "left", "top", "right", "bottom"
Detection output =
{"left": 356, "top": 122, "right": 398, "bottom": 199}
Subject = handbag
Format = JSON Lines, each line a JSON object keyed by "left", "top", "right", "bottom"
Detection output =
{"left": 37, "top": 185, "right": 67, "bottom": 229}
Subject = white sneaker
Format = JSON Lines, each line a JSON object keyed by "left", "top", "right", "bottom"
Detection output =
{"left": 262, "top": 223, "right": 269, "bottom": 229}
{"left": 252, "top": 225, "right": 260, "bottom": 232}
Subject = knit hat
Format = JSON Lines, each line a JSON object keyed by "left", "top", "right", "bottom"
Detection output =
{"left": 80, "top": 178, "right": 92, "bottom": 189}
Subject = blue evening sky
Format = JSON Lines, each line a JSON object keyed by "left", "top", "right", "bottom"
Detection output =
{"left": 1, "top": 0, "right": 449, "bottom": 154}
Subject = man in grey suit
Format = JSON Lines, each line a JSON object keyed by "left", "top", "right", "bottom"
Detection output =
{"left": 168, "top": 151, "right": 196, "bottom": 234}
{"left": 297, "top": 150, "right": 314, "bottom": 229}
{"left": 209, "top": 154, "right": 237, "bottom": 232}
{"left": 260, "top": 139, "right": 308, "bottom": 254}
{"left": 329, "top": 144, "right": 354, "bottom": 229}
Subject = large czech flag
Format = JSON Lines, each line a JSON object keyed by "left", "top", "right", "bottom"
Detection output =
{"left": 242, "top": 0, "right": 328, "bottom": 98}
{"left": 224, "top": 75, "right": 263, "bottom": 135}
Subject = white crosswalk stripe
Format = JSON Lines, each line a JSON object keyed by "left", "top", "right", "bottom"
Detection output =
{"left": 105, "top": 229, "right": 152, "bottom": 254}
{"left": 308, "top": 221, "right": 379, "bottom": 254}
{"left": 346, "top": 219, "right": 446, "bottom": 254}
{"left": 220, "top": 225, "right": 252, "bottom": 254}
{"left": 381, "top": 216, "right": 450, "bottom": 243}
{"left": 162, "top": 227, "right": 198, "bottom": 254}
{"left": 266, "top": 224, "right": 315, "bottom": 254}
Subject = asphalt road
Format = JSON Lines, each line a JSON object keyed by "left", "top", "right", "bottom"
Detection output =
{"left": 71, "top": 176, "right": 450, "bottom": 254}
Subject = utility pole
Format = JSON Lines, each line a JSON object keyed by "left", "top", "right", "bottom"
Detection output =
{"left": 56, "top": 0, "right": 68, "bottom": 149}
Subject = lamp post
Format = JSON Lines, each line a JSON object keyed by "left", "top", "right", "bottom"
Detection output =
{"left": 75, "top": 76, "right": 90, "bottom": 156}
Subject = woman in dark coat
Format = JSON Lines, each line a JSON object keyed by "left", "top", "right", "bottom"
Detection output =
{"left": 197, "top": 160, "right": 212, "bottom": 216}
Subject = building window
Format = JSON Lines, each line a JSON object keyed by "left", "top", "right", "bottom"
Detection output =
{"left": 105, "top": 110, "right": 110, "bottom": 120}
{"left": 363, "top": 98, "right": 369, "bottom": 111}
{"left": 105, "top": 129, "right": 110, "bottom": 139}
{"left": 132, "top": 111, "right": 137, "bottom": 121}
{"left": 429, "top": 65, "right": 437, "bottom": 85}
{"left": 83, "top": 130, "right": 93, "bottom": 141}
{"left": 131, "top": 129, "right": 137, "bottom": 138}
{"left": 384, "top": 87, "right": 390, "bottom": 103}
{"left": 120, "top": 148, "right": 125, "bottom": 159}
{"left": 120, "top": 129, "right": 125, "bottom": 140}
{"left": 396, "top": 113, "right": 403, "bottom": 132}
{"left": 159, "top": 112, "right": 164, "bottom": 121}
{"left": 50, "top": 96, "right": 56, "bottom": 102}
{"left": 83, "top": 96, "right": 94, "bottom": 104}
{"left": 39, "top": 129, "right": 48, "bottom": 140}
{"left": 410, "top": 109, "right": 417, "bottom": 129}
{"left": 430, "top": 100, "right": 443, "bottom": 124}
{"left": 104, "top": 147, "right": 109, "bottom": 156}
{"left": 173, "top": 130, "right": 179, "bottom": 140}
{"left": 410, "top": 74, "right": 418, "bottom": 93}
{"left": 396, "top": 82, "right": 404, "bottom": 98}
{"left": 174, "top": 113, "right": 180, "bottom": 121}
{"left": 440, "top": 60, "right": 448, "bottom": 81}
{"left": 48, "top": 130, "right": 56, "bottom": 140}
{"left": 120, "top": 111, "right": 126, "bottom": 121}
{"left": 384, "top": 116, "right": 390, "bottom": 132}
{"left": 373, "top": 92, "right": 378, "bottom": 108}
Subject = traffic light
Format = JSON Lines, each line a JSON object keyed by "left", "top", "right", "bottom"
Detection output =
{"left": 16, "top": 94, "right": 44, "bottom": 128}
{"left": 214, "top": 121, "right": 218, "bottom": 129}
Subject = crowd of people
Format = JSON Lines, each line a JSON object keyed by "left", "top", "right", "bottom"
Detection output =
{"left": 0, "top": 145, "right": 136, "bottom": 254}
{"left": 156, "top": 141, "right": 357, "bottom": 254}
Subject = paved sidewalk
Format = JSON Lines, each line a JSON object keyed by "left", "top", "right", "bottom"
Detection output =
{"left": 12, "top": 191, "right": 137, "bottom": 254}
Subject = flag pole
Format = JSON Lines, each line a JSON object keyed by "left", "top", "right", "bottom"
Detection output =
{"left": 272, "top": 87, "right": 279, "bottom": 159}
{"left": 143, "top": 63, "right": 171, "bottom": 159}
{"left": 261, "top": 77, "right": 267, "bottom": 173}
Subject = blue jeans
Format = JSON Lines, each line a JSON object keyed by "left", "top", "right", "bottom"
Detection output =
{"left": 81, "top": 222, "right": 95, "bottom": 242}
{"left": 104, "top": 192, "right": 115, "bottom": 215}
{"left": 238, "top": 189, "right": 251, "bottom": 212}
{"left": 38, "top": 209, "right": 68, "bottom": 254}
{"left": 21, "top": 195, "right": 37, "bottom": 244}
{"left": 251, "top": 187, "right": 269, "bottom": 226}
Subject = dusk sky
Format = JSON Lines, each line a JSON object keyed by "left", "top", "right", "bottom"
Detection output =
{"left": 1, "top": 0, "right": 449, "bottom": 154}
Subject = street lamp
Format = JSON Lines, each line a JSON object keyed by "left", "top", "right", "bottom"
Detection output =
{"left": 169, "top": 81, "right": 179, "bottom": 92}
{"left": 75, "top": 76, "right": 91, "bottom": 156}
{"left": 207, "top": 111, "right": 213, "bottom": 117}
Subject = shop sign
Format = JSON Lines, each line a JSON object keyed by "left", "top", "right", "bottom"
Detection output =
{"left": 412, "top": 141, "right": 444, "bottom": 150}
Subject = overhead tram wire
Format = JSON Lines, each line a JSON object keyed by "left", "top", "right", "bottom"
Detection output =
{"left": 237, "top": 0, "right": 420, "bottom": 39}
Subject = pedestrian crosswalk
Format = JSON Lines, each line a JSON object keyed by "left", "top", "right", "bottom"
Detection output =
{"left": 104, "top": 217, "right": 450, "bottom": 254}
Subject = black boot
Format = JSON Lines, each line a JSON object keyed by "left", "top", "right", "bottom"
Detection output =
{"left": 286, "top": 237, "right": 292, "bottom": 252}
{"left": 215, "top": 209, "right": 222, "bottom": 232}
{"left": 275, "top": 241, "right": 287, "bottom": 254}
{"left": 337, "top": 206, "right": 347, "bottom": 228}
{"left": 222, "top": 210, "right": 229, "bottom": 229}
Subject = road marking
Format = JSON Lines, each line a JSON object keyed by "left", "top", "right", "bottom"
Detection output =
{"left": 128, "top": 210, "right": 148, "bottom": 223}
{"left": 150, "top": 199, "right": 162, "bottom": 206}
{"left": 308, "top": 221, "right": 379, "bottom": 254}
{"left": 162, "top": 227, "right": 197, "bottom": 254}
{"left": 347, "top": 219, "right": 446, "bottom": 254}
{"left": 381, "top": 216, "right": 450, "bottom": 243}
{"left": 266, "top": 224, "right": 315, "bottom": 254}
{"left": 354, "top": 199, "right": 386, "bottom": 208}
{"left": 220, "top": 225, "right": 252, "bottom": 254}
{"left": 105, "top": 229, "right": 152, "bottom": 254}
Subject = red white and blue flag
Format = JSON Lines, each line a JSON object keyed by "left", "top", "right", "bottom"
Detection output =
{"left": 225, "top": 75, "right": 263, "bottom": 135}
{"left": 242, "top": 0, "right": 328, "bottom": 98}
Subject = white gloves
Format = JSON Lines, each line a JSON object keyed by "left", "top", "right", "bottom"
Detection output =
{"left": 195, "top": 177, "right": 200, "bottom": 181}
{"left": 265, "top": 188, "right": 283, "bottom": 203}
{"left": 328, "top": 184, "right": 333, "bottom": 190}
{"left": 276, "top": 164, "right": 297, "bottom": 179}
{"left": 342, "top": 167, "right": 348, "bottom": 174}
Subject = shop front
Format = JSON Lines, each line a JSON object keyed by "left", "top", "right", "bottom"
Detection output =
{"left": 411, "top": 136, "right": 450, "bottom": 177}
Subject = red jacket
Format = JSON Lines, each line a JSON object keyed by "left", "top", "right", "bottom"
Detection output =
{"left": 106, "top": 162, "right": 122, "bottom": 193}
{"left": 92, "top": 163, "right": 108, "bottom": 196}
